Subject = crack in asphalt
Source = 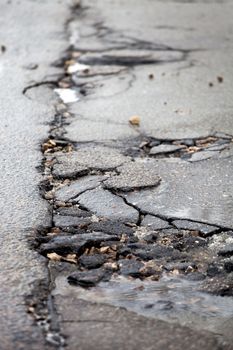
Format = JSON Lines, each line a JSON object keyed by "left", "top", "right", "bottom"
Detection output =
{"left": 22, "top": 80, "right": 58, "bottom": 96}
{"left": 31, "top": 1, "right": 233, "bottom": 347}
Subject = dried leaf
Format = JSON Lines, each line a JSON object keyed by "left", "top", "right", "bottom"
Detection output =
{"left": 64, "top": 254, "right": 77, "bottom": 264}
{"left": 104, "top": 262, "right": 118, "bottom": 271}
{"left": 47, "top": 252, "right": 62, "bottom": 261}
{"left": 100, "top": 246, "right": 110, "bottom": 254}
{"left": 44, "top": 191, "right": 54, "bottom": 200}
{"left": 47, "top": 252, "right": 77, "bottom": 264}
{"left": 129, "top": 115, "right": 140, "bottom": 126}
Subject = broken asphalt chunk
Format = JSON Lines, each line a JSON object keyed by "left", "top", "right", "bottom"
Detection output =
{"left": 53, "top": 146, "right": 129, "bottom": 179}
{"left": 149, "top": 144, "right": 184, "bottom": 156}
{"left": 172, "top": 220, "right": 218, "bottom": 237}
{"left": 103, "top": 162, "right": 161, "bottom": 191}
{"left": 78, "top": 187, "right": 139, "bottom": 223}
{"left": 55, "top": 175, "right": 106, "bottom": 202}
{"left": 53, "top": 214, "right": 92, "bottom": 229}
{"left": 39, "top": 232, "right": 120, "bottom": 256}
{"left": 68, "top": 267, "right": 112, "bottom": 287}
{"left": 79, "top": 254, "right": 107, "bottom": 269}
{"left": 217, "top": 244, "right": 233, "bottom": 257}
{"left": 119, "top": 259, "right": 144, "bottom": 278}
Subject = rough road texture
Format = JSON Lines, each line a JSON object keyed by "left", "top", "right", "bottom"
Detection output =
{"left": 0, "top": 0, "right": 70, "bottom": 348}
{"left": 2, "top": 0, "right": 233, "bottom": 349}
{"left": 35, "top": 0, "right": 233, "bottom": 349}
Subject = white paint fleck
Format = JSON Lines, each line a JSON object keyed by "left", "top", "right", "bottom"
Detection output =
{"left": 54, "top": 88, "right": 79, "bottom": 104}
{"left": 67, "top": 62, "right": 90, "bottom": 74}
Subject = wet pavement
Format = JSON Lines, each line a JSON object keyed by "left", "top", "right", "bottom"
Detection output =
{"left": 1, "top": 0, "right": 233, "bottom": 349}
{"left": 36, "top": 0, "right": 233, "bottom": 349}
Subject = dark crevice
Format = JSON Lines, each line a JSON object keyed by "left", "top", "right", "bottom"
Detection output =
{"left": 25, "top": 277, "right": 65, "bottom": 349}
{"left": 78, "top": 53, "right": 186, "bottom": 67}
{"left": 107, "top": 189, "right": 232, "bottom": 233}
{"left": 61, "top": 320, "right": 117, "bottom": 323}
{"left": 22, "top": 80, "right": 58, "bottom": 95}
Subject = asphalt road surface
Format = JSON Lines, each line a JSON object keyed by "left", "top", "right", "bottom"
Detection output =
{"left": 0, "top": 0, "right": 233, "bottom": 349}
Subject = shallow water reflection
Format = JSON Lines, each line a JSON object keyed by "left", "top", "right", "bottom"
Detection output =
{"left": 54, "top": 274, "right": 233, "bottom": 342}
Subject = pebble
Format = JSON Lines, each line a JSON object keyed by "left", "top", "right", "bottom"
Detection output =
{"left": 79, "top": 254, "right": 106, "bottom": 269}
{"left": 68, "top": 267, "right": 112, "bottom": 287}
{"left": 149, "top": 144, "right": 184, "bottom": 156}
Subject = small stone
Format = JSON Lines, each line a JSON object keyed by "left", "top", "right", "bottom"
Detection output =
{"left": 149, "top": 144, "right": 184, "bottom": 156}
{"left": 224, "top": 259, "right": 233, "bottom": 273}
{"left": 207, "top": 264, "right": 223, "bottom": 277}
{"left": 44, "top": 191, "right": 54, "bottom": 200}
{"left": 165, "top": 262, "right": 197, "bottom": 273}
{"left": 68, "top": 267, "right": 112, "bottom": 287}
{"left": 24, "top": 63, "right": 38, "bottom": 70}
{"left": 119, "top": 259, "right": 144, "bottom": 277}
{"left": 188, "top": 151, "right": 214, "bottom": 162}
{"left": 40, "top": 232, "right": 119, "bottom": 256}
{"left": 149, "top": 140, "right": 161, "bottom": 147}
{"left": 118, "top": 247, "right": 132, "bottom": 257}
{"left": 218, "top": 244, "right": 233, "bottom": 257}
{"left": 79, "top": 254, "right": 106, "bottom": 269}
{"left": 133, "top": 245, "right": 180, "bottom": 261}
{"left": 139, "top": 261, "right": 162, "bottom": 278}
{"left": 143, "top": 232, "right": 159, "bottom": 243}
{"left": 182, "top": 139, "right": 195, "bottom": 147}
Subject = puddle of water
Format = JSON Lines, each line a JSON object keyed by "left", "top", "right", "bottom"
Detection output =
{"left": 54, "top": 273, "right": 233, "bottom": 342}
{"left": 54, "top": 88, "right": 79, "bottom": 103}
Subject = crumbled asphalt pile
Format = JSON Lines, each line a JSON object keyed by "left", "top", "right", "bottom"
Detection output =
{"left": 38, "top": 122, "right": 233, "bottom": 294}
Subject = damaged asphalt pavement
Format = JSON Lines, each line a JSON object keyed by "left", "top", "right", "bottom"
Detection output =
{"left": 1, "top": 0, "right": 233, "bottom": 349}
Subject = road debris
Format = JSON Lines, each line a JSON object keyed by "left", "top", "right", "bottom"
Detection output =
{"left": 129, "top": 115, "right": 140, "bottom": 126}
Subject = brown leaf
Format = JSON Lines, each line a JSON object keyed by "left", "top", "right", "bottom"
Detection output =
{"left": 129, "top": 115, "right": 140, "bottom": 126}
{"left": 64, "top": 254, "right": 77, "bottom": 264}
{"left": 47, "top": 252, "right": 62, "bottom": 261}
{"left": 47, "top": 252, "right": 77, "bottom": 264}
{"left": 100, "top": 246, "right": 110, "bottom": 254}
